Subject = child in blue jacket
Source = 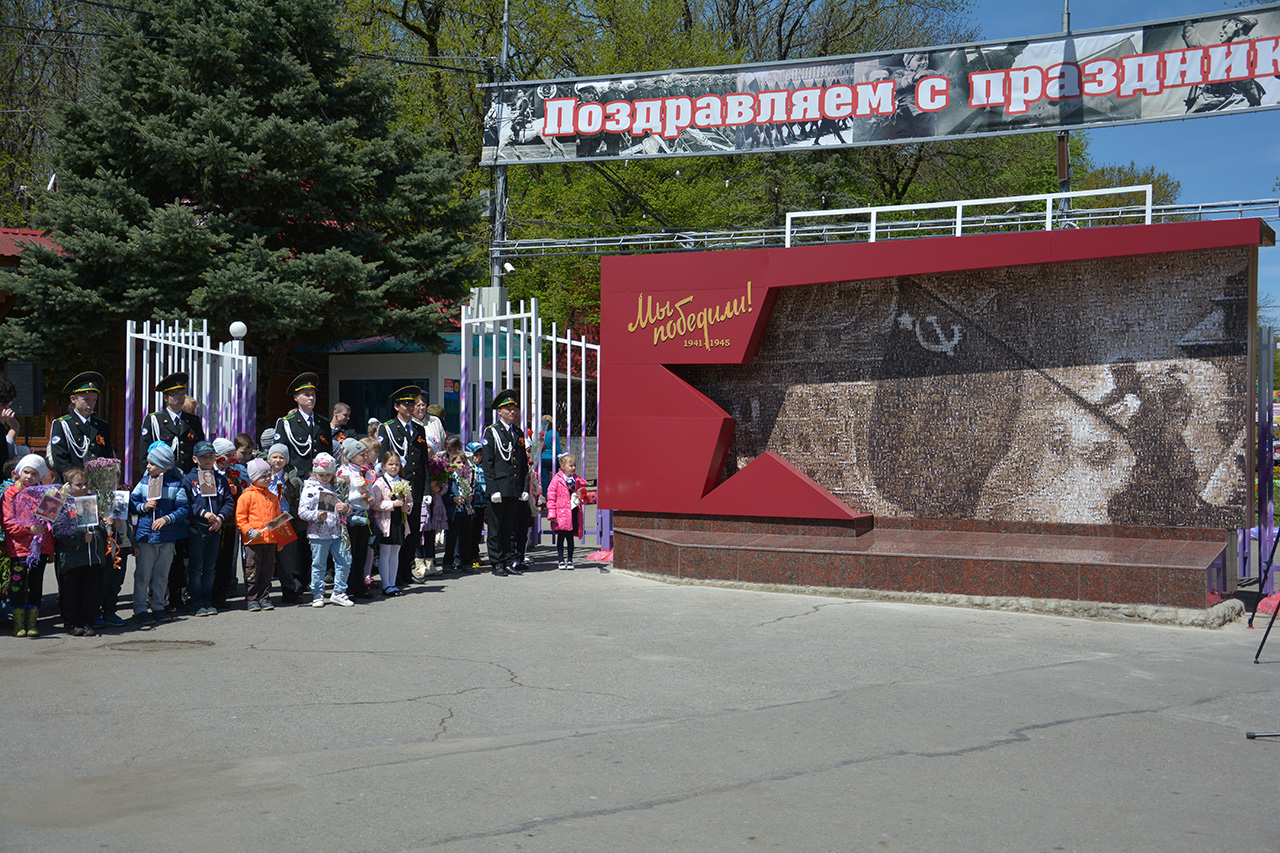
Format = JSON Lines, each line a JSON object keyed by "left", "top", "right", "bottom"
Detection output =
{"left": 129, "top": 442, "right": 189, "bottom": 626}
{"left": 183, "top": 441, "right": 234, "bottom": 617}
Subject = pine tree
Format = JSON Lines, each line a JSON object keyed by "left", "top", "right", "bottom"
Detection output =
{"left": 0, "top": 0, "right": 480, "bottom": 385}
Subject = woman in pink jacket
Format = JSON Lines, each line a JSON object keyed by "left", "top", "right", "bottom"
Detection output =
{"left": 545, "top": 453, "right": 584, "bottom": 570}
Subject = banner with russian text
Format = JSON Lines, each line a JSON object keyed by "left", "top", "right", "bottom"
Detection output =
{"left": 480, "top": 6, "right": 1280, "bottom": 165}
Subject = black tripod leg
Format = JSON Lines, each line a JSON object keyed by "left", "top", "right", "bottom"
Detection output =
{"left": 1249, "top": 528, "right": 1280, "bottom": 628}
{"left": 1255, "top": 593, "right": 1280, "bottom": 663}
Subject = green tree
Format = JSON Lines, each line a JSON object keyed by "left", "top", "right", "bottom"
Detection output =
{"left": 0, "top": 0, "right": 481, "bottom": 388}
{"left": 0, "top": 0, "right": 100, "bottom": 227}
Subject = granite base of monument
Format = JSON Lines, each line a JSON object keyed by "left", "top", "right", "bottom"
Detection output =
{"left": 614, "top": 513, "right": 1232, "bottom": 609}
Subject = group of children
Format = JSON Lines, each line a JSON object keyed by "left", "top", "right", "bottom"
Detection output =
{"left": 0, "top": 430, "right": 589, "bottom": 637}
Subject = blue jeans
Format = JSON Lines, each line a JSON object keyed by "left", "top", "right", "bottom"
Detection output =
{"left": 187, "top": 530, "right": 221, "bottom": 609}
{"left": 309, "top": 537, "right": 351, "bottom": 598}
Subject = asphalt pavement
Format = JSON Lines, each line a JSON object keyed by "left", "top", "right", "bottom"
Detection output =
{"left": 1, "top": 556, "right": 1278, "bottom": 852}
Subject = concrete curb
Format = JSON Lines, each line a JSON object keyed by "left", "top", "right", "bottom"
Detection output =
{"left": 613, "top": 569, "right": 1246, "bottom": 628}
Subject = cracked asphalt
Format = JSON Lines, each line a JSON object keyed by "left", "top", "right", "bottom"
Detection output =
{"left": 1, "top": 562, "right": 1278, "bottom": 852}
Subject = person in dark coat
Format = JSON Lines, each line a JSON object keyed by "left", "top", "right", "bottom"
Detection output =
{"left": 273, "top": 372, "right": 331, "bottom": 594}
{"left": 481, "top": 388, "right": 529, "bottom": 577}
{"left": 0, "top": 378, "right": 21, "bottom": 470}
{"left": 377, "top": 385, "right": 429, "bottom": 587}
{"left": 49, "top": 371, "right": 115, "bottom": 478}
{"left": 273, "top": 372, "right": 331, "bottom": 480}
{"left": 140, "top": 372, "right": 204, "bottom": 476}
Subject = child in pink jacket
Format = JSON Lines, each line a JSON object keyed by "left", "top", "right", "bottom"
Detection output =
{"left": 370, "top": 451, "right": 411, "bottom": 596}
{"left": 546, "top": 453, "right": 584, "bottom": 570}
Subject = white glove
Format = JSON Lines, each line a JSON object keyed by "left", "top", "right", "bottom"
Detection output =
{"left": 520, "top": 492, "right": 530, "bottom": 502}
{"left": 491, "top": 492, "right": 502, "bottom": 503}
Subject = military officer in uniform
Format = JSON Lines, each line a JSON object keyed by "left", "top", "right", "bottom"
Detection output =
{"left": 140, "top": 371, "right": 205, "bottom": 609}
{"left": 378, "top": 385, "right": 429, "bottom": 587}
{"left": 481, "top": 389, "right": 529, "bottom": 577}
{"left": 140, "top": 372, "right": 205, "bottom": 476}
{"left": 273, "top": 373, "right": 331, "bottom": 479}
{"left": 49, "top": 371, "right": 115, "bottom": 478}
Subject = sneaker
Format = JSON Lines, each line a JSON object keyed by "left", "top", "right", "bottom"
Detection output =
{"left": 567, "top": 562, "right": 575, "bottom": 571}
{"left": 134, "top": 611, "right": 156, "bottom": 626}
{"left": 330, "top": 592, "right": 354, "bottom": 607}
{"left": 103, "top": 613, "right": 127, "bottom": 628}
{"left": 260, "top": 599, "right": 275, "bottom": 611}
{"left": 198, "top": 606, "right": 217, "bottom": 617}
{"left": 383, "top": 587, "right": 402, "bottom": 597}
{"left": 558, "top": 561, "right": 566, "bottom": 570}
{"left": 247, "top": 601, "right": 262, "bottom": 612}
{"left": 311, "top": 597, "right": 325, "bottom": 608}
{"left": 70, "top": 625, "right": 85, "bottom": 636}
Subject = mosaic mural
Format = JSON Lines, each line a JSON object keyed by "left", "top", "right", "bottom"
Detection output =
{"left": 676, "top": 249, "right": 1252, "bottom": 528}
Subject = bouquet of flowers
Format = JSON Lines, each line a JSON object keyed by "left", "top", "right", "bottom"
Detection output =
{"left": 427, "top": 453, "right": 451, "bottom": 486}
{"left": 85, "top": 457, "right": 121, "bottom": 515}
{"left": 450, "top": 459, "right": 473, "bottom": 515}
{"left": 389, "top": 478, "right": 412, "bottom": 526}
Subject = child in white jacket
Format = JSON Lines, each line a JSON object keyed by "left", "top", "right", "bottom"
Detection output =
{"left": 298, "top": 453, "right": 353, "bottom": 607}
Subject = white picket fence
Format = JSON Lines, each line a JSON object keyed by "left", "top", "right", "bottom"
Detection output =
{"left": 124, "top": 320, "right": 256, "bottom": 478}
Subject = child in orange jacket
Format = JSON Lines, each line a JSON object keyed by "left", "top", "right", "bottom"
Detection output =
{"left": 235, "top": 458, "right": 289, "bottom": 611}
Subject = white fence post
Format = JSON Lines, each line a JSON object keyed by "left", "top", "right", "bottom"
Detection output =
{"left": 125, "top": 319, "right": 256, "bottom": 482}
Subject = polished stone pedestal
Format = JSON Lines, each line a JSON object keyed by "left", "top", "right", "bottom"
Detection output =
{"left": 614, "top": 513, "right": 1232, "bottom": 609}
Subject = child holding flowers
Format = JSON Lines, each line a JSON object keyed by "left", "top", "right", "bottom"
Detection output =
{"left": 547, "top": 453, "right": 585, "bottom": 570}
{"left": 371, "top": 451, "right": 411, "bottom": 596}
{"left": 444, "top": 445, "right": 475, "bottom": 573}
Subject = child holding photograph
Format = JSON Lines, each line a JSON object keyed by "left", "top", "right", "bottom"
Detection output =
{"left": 183, "top": 441, "right": 234, "bottom": 616}
{"left": 298, "top": 453, "right": 353, "bottom": 607}
{"left": 53, "top": 466, "right": 108, "bottom": 636}
{"left": 129, "top": 443, "right": 189, "bottom": 626}
{"left": 3, "top": 455, "right": 54, "bottom": 637}
{"left": 236, "top": 458, "right": 286, "bottom": 612}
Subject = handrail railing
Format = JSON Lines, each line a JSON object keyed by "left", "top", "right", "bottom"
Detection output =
{"left": 492, "top": 196, "right": 1280, "bottom": 260}
{"left": 784, "top": 185, "right": 1152, "bottom": 247}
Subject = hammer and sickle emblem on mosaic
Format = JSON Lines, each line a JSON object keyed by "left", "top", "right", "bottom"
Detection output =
{"left": 899, "top": 312, "right": 961, "bottom": 357}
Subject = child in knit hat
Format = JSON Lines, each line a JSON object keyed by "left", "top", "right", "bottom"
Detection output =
{"left": 266, "top": 442, "right": 307, "bottom": 603}
{"left": 183, "top": 441, "right": 234, "bottom": 616}
{"left": 129, "top": 441, "right": 190, "bottom": 626}
{"left": 2, "top": 454, "right": 54, "bottom": 637}
{"left": 298, "top": 452, "right": 353, "bottom": 607}
{"left": 211, "top": 436, "right": 246, "bottom": 607}
{"left": 339, "top": 437, "right": 374, "bottom": 598}
{"left": 236, "top": 458, "right": 285, "bottom": 611}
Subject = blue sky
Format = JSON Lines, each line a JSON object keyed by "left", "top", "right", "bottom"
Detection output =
{"left": 966, "top": 0, "right": 1280, "bottom": 313}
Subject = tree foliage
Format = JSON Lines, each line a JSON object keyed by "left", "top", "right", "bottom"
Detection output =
{"left": 0, "top": 0, "right": 481, "bottom": 386}
{"left": 333, "top": 0, "right": 1182, "bottom": 328}
{"left": 0, "top": 0, "right": 100, "bottom": 227}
